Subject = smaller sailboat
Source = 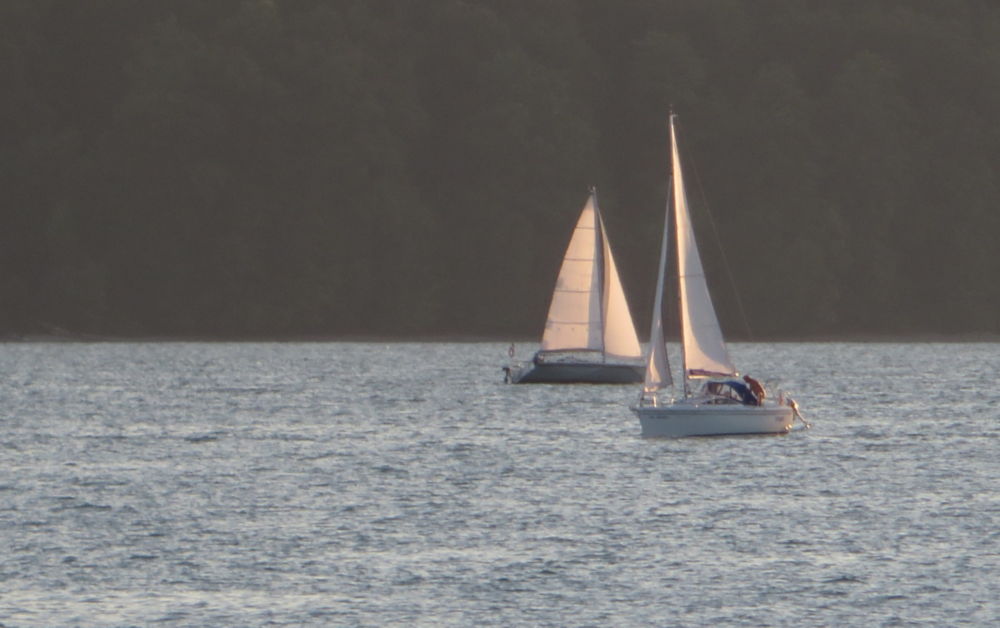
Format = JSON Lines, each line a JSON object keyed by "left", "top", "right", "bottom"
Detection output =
{"left": 505, "top": 188, "right": 644, "bottom": 384}
{"left": 633, "top": 114, "right": 805, "bottom": 436}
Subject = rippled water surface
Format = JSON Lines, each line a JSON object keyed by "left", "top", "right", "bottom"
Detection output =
{"left": 1, "top": 342, "right": 997, "bottom": 626}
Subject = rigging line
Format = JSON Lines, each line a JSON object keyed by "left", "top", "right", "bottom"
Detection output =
{"left": 684, "top": 140, "right": 755, "bottom": 343}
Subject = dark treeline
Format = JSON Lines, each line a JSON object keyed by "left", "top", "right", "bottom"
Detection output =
{"left": 3, "top": 0, "right": 999, "bottom": 339}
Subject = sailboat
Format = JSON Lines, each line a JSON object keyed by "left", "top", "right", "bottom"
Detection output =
{"left": 633, "top": 114, "right": 804, "bottom": 436}
{"left": 505, "top": 188, "right": 644, "bottom": 384}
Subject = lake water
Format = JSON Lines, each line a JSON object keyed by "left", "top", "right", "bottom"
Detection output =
{"left": 1, "top": 342, "right": 997, "bottom": 626}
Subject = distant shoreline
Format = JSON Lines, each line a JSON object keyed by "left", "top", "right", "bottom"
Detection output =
{"left": 3, "top": 332, "right": 999, "bottom": 344}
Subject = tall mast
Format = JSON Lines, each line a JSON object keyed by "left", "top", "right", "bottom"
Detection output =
{"left": 591, "top": 185, "right": 606, "bottom": 361}
{"left": 669, "top": 114, "right": 691, "bottom": 396}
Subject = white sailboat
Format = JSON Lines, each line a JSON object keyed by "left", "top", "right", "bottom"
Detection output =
{"left": 633, "top": 114, "right": 805, "bottom": 436}
{"left": 505, "top": 188, "right": 644, "bottom": 384}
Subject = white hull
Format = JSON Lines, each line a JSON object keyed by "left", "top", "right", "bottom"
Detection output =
{"left": 632, "top": 401, "right": 793, "bottom": 438}
{"left": 629, "top": 115, "right": 807, "bottom": 439}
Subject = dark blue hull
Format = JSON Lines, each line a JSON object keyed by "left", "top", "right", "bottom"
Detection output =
{"left": 508, "top": 361, "right": 643, "bottom": 384}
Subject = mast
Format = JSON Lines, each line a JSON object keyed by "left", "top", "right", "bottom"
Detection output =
{"left": 591, "top": 186, "right": 606, "bottom": 361}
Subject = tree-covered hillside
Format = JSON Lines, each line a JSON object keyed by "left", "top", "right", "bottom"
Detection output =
{"left": 2, "top": 0, "right": 999, "bottom": 338}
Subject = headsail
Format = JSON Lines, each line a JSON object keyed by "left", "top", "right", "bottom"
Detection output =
{"left": 670, "top": 115, "right": 737, "bottom": 379}
{"left": 642, "top": 179, "right": 674, "bottom": 398}
{"left": 510, "top": 185, "right": 649, "bottom": 384}
{"left": 599, "top": 211, "right": 642, "bottom": 359}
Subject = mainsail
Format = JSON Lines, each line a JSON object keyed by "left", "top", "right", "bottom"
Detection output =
{"left": 541, "top": 191, "right": 641, "bottom": 359}
{"left": 670, "top": 116, "right": 737, "bottom": 379}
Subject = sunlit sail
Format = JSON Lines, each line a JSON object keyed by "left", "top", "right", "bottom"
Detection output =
{"left": 506, "top": 188, "right": 643, "bottom": 384}
{"left": 632, "top": 114, "right": 807, "bottom": 436}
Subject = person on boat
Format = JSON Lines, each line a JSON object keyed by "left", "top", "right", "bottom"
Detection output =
{"left": 743, "top": 375, "right": 766, "bottom": 405}
{"left": 706, "top": 380, "right": 757, "bottom": 405}
{"left": 728, "top": 380, "right": 757, "bottom": 405}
